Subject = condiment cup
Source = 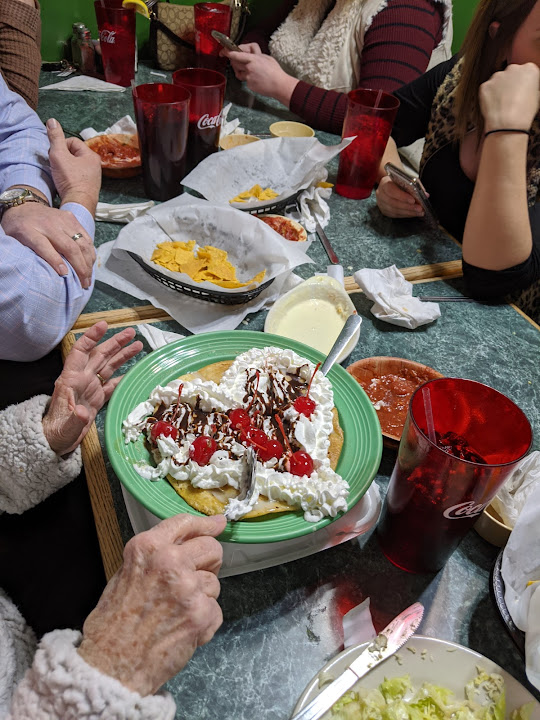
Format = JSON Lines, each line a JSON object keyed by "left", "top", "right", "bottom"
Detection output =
{"left": 269, "top": 121, "right": 315, "bottom": 138}
{"left": 474, "top": 503, "right": 512, "bottom": 547}
{"left": 219, "top": 133, "right": 260, "bottom": 150}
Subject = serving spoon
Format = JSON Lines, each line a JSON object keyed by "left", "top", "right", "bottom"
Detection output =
{"left": 223, "top": 313, "right": 362, "bottom": 521}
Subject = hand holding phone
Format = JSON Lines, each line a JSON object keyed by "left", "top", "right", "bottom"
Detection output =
{"left": 211, "top": 30, "right": 243, "bottom": 53}
{"left": 384, "top": 162, "right": 438, "bottom": 228}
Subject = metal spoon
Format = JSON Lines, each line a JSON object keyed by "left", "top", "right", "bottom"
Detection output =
{"left": 320, "top": 314, "right": 362, "bottom": 376}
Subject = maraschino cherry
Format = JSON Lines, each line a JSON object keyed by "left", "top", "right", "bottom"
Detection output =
{"left": 293, "top": 362, "right": 321, "bottom": 418}
{"left": 190, "top": 436, "right": 217, "bottom": 466}
{"left": 150, "top": 420, "right": 178, "bottom": 443}
{"left": 229, "top": 408, "right": 251, "bottom": 432}
{"left": 275, "top": 414, "right": 313, "bottom": 477}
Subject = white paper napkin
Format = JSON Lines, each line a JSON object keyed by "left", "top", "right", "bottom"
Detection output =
{"left": 137, "top": 323, "right": 185, "bottom": 349}
{"left": 40, "top": 75, "right": 126, "bottom": 92}
{"left": 95, "top": 194, "right": 309, "bottom": 333}
{"left": 354, "top": 265, "right": 441, "bottom": 329}
{"left": 501, "top": 479, "right": 540, "bottom": 690}
{"left": 295, "top": 169, "right": 332, "bottom": 233}
{"left": 490, "top": 451, "right": 540, "bottom": 528}
{"left": 96, "top": 201, "right": 155, "bottom": 224}
{"left": 343, "top": 598, "right": 377, "bottom": 649}
{"left": 219, "top": 102, "right": 245, "bottom": 137}
{"left": 79, "top": 114, "right": 137, "bottom": 140}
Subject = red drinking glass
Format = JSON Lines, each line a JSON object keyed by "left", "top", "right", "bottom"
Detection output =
{"left": 132, "top": 83, "right": 191, "bottom": 201}
{"left": 377, "top": 378, "right": 532, "bottom": 574}
{"left": 194, "top": 2, "right": 232, "bottom": 56}
{"left": 94, "top": 0, "right": 136, "bottom": 87}
{"left": 172, "top": 67, "right": 226, "bottom": 174}
{"left": 336, "top": 89, "right": 399, "bottom": 200}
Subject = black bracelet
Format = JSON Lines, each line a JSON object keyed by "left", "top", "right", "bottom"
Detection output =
{"left": 484, "top": 128, "right": 531, "bottom": 138}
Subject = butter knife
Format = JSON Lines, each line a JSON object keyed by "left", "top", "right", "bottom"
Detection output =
{"left": 315, "top": 222, "right": 340, "bottom": 265}
{"left": 290, "top": 602, "right": 424, "bottom": 720}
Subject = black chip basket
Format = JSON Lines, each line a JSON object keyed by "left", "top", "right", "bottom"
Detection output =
{"left": 230, "top": 188, "right": 303, "bottom": 216}
{"left": 128, "top": 252, "right": 274, "bottom": 306}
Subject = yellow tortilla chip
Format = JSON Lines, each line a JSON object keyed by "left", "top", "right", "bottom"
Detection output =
{"left": 150, "top": 240, "right": 266, "bottom": 289}
{"left": 230, "top": 184, "right": 279, "bottom": 204}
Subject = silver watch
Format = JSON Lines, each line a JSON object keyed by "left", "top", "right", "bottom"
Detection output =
{"left": 0, "top": 187, "right": 50, "bottom": 211}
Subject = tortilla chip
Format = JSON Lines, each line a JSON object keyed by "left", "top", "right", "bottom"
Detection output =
{"left": 230, "top": 184, "right": 279, "bottom": 204}
{"left": 166, "top": 360, "right": 344, "bottom": 519}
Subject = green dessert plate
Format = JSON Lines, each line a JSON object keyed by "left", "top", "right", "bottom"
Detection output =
{"left": 105, "top": 330, "right": 382, "bottom": 543}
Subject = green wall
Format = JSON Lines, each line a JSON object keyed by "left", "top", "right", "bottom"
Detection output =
{"left": 41, "top": 0, "right": 480, "bottom": 64}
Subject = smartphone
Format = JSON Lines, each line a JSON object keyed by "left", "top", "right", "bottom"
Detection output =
{"left": 211, "top": 30, "right": 243, "bottom": 53}
{"left": 384, "top": 162, "right": 438, "bottom": 228}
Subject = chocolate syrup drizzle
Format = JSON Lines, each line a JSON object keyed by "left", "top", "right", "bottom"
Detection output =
{"left": 144, "top": 364, "right": 311, "bottom": 468}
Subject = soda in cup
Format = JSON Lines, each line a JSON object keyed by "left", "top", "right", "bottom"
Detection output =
{"left": 377, "top": 378, "right": 532, "bottom": 573}
{"left": 94, "top": 0, "right": 136, "bottom": 87}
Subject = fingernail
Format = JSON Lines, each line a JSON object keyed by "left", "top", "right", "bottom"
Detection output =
{"left": 83, "top": 278, "right": 90, "bottom": 289}
{"left": 59, "top": 263, "right": 68, "bottom": 276}
{"left": 47, "top": 118, "right": 58, "bottom": 130}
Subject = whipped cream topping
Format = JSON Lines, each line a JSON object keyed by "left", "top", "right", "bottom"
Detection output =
{"left": 122, "top": 347, "right": 349, "bottom": 522}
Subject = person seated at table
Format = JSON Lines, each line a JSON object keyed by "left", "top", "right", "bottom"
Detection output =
{"left": 375, "top": 0, "right": 540, "bottom": 320}
{"left": 0, "top": 0, "right": 41, "bottom": 109}
{"left": 0, "top": 320, "right": 226, "bottom": 719}
{"left": 0, "top": 75, "right": 101, "bottom": 364}
{"left": 221, "top": 0, "right": 453, "bottom": 136}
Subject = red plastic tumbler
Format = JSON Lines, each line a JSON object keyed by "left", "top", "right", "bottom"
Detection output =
{"left": 132, "top": 83, "right": 191, "bottom": 201}
{"left": 94, "top": 0, "right": 136, "bottom": 87}
{"left": 336, "top": 88, "right": 399, "bottom": 200}
{"left": 194, "top": 2, "right": 232, "bottom": 56}
{"left": 377, "top": 378, "right": 532, "bottom": 573}
{"left": 172, "top": 67, "right": 226, "bottom": 174}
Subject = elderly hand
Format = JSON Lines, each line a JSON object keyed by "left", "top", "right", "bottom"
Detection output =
{"left": 1, "top": 200, "right": 96, "bottom": 287}
{"left": 47, "top": 118, "right": 102, "bottom": 214}
{"left": 376, "top": 175, "right": 425, "bottom": 218}
{"left": 480, "top": 62, "right": 540, "bottom": 133}
{"left": 224, "top": 44, "right": 298, "bottom": 105}
{"left": 78, "top": 513, "right": 226, "bottom": 696}
{"left": 42, "top": 321, "right": 143, "bottom": 456}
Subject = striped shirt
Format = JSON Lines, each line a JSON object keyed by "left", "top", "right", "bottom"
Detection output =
{"left": 0, "top": 74, "right": 95, "bottom": 362}
{"left": 244, "top": 0, "right": 444, "bottom": 136}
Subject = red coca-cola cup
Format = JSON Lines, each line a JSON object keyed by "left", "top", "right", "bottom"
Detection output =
{"left": 132, "top": 83, "right": 191, "bottom": 201}
{"left": 194, "top": 2, "right": 232, "bottom": 56}
{"left": 336, "top": 89, "right": 399, "bottom": 200}
{"left": 172, "top": 67, "right": 226, "bottom": 174}
{"left": 94, "top": 0, "right": 136, "bottom": 87}
{"left": 377, "top": 378, "right": 532, "bottom": 574}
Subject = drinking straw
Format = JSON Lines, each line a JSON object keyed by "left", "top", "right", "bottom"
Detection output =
{"left": 374, "top": 89, "right": 383, "bottom": 109}
{"left": 422, "top": 385, "right": 437, "bottom": 444}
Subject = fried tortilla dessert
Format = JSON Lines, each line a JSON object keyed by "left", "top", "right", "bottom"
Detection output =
{"left": 123, "top": 347, "right": 348, "bottom": 522}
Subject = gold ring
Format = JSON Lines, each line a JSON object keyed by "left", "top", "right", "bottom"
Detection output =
{"left": 71, "top": 233, "right": 83, "bottom": 241}
{"left": 96, "top": 372, "right": 106, "bottom": 385}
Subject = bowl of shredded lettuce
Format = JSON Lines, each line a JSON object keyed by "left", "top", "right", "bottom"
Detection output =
{"left": 292, "top": 636, "right": 539, "bottom": 720}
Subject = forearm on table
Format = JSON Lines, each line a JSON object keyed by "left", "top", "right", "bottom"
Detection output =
{"left": 462, "top": 134, "right": 531, "bottom": 270}
{"left": 376, "top": 137, "right": 402, "bottom": 182}
{"left": 289, "top": 82, "right": 348, "bottom": 135}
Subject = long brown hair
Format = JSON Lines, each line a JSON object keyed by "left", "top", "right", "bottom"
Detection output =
{"left": 455, "top": 0, "right": 537, "bottom": 141}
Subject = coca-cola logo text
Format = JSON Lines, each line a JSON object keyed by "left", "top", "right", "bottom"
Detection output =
{"left": 443, "top": 501, "right": 487, "bottom": 520}
{"left": 100, "top": 29, "right": 116, "bottom": 44}
{"left": 197, "top": 111, "right": 223, "bottom": 131}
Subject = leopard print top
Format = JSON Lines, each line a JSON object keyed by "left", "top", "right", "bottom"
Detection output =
{"left": 419, "top": 59, "right": 540, "bottom": 322}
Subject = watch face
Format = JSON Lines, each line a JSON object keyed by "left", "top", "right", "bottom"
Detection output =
{"left": 0, "top": 188, "right": 26, "bottom": 203}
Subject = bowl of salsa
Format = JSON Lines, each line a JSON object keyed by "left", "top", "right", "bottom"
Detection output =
{"left": 85, "top": 132, "right": 141, "bottom": 178}
{"left": 346, "top": 356, "right": 443, "bottom": 447}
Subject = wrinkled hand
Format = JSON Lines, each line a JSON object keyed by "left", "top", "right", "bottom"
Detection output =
{"left": 376, "top": 175, "right": 425, "bottom": 218}
{"left": 78, "top": 513, "right": 226, "bottom": 696}
{"left": 42, "top": 321, "right": 143, "bottom": 456}
{"left": 1, "top": 200, "right": 96, "bottom": 286}
{"left": 46, "top": 117, "right": 102, "bottom": 213}
{"left": 223, "top": 44, "right": 297, "bottom": 102}
{"left": 480, "top": 62, "right": 540, "bottom": 133}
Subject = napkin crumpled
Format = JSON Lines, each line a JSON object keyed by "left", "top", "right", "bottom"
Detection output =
{"left": 40, "top": 75, "right": 126, "bottom": 92}
{"left": 490, "top": 451, "right": 540, "bottom": 528}
{"left": 354, "top": 265, "right": 440, "bottom": 329}
{"left": 137, "top": 324, "right": 185, "bottom": 349}
{"left": 501, "top": 477, "right": 540, "bottom": 690}
{"left": 80, "top": 115, "right": 154, "bottom": 223}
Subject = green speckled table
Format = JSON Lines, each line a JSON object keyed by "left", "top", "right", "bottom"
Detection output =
{"left": 40, "top": 67, "right": 540, "bottom": 719}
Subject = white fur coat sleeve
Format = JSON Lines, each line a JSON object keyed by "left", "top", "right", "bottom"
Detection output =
{"left": 5, "top": 629, "right": 176, "bottom": 719}
{"left": 0, "top": 395, "right": 82, "bottom": 514}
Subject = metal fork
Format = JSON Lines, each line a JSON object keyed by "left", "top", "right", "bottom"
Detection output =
{"left": 223, "top": 447, "right": 257, "bottom": 521}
